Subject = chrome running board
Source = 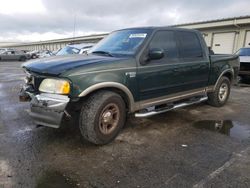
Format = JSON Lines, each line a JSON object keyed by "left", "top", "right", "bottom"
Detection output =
{"left": 135, "top": 96, "right": 208, "bottom": 118}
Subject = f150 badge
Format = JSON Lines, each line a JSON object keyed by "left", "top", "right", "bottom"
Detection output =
{"left": 125, "top": 72, "right": 136, "bottom": 78}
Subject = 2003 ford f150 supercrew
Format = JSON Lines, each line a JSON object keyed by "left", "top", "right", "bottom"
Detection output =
{"left": 19, "top": 27, "right": 240, "bottom": 145}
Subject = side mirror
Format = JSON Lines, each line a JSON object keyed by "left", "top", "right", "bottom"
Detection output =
{"left": 148, "top": 48, "right": 164, "bottom": 60}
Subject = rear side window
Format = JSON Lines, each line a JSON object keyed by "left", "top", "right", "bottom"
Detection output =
{"left": 149, "top": 31, "right": 178, "bottom": 59}
{"left": 177, "top": 31, "right": 203, "bottom": 58}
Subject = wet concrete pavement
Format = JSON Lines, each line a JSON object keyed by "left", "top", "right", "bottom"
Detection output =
{"left": 0, "top": 61, "right": 250, "bottom": 188}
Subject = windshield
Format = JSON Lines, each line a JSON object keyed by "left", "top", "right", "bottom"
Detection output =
{"left": 56, "top": 46, "right": 80, "bottom": 55}
{"left": 90, "top": 29, "right": 150, "bottom": 56}
{"left": 236, "top": 48, "right": 250, "bottom": 56}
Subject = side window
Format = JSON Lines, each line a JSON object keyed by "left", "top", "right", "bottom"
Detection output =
{"left": 177, "top": 31, "right": 203, "bottom": 58}
{"left": 149, "top": 31, "right": 178, "bottom": 59}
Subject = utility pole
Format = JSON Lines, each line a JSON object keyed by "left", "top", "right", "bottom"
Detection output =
{"left": 73, "top": 13, "right": 76, "bottom": 44}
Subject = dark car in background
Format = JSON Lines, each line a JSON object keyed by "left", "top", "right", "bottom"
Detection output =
{"left": 236, "top": 47, "right": 250, "bottom": 81}
{"left": 0, "top": 50, "right": 30, "bottom": 61}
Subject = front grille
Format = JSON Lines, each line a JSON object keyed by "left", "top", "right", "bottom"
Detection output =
{"left": 33, "top": 76, "right": 44, "bottom": 90}
{"left": 240, "top": 62, "right": 250, "bottom": 71}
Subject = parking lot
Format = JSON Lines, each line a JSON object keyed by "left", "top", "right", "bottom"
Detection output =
{"left": 0, "top": 60, "right": 250, "bottom": 188}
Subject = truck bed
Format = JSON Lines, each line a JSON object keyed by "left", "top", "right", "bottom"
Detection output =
{"left": 209, "top": 54, "right": 240, "bottom": 85}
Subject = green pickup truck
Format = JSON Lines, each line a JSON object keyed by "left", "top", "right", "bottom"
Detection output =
{"left": 20, "top": 27, "right": 240, "bottom": 145}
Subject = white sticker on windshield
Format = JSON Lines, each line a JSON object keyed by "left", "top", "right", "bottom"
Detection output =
{"left": 129, "top": 33, "right": 147, "bottom": 38}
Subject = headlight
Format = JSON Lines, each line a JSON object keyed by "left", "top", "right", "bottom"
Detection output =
{"left": 39, "top": 79, "right": 70, "bottom": 94}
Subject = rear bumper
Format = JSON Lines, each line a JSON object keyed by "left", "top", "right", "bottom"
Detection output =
{"left": 239, "top": 62, "right": 250, "bottom": 76}
{"left": 29, "top": 94, "right": 70, "bottom": 128}
{"left": 239, "top": 70, "right": 250, "bottom": 76}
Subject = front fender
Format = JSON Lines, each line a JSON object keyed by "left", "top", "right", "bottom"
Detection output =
{"left": 78, "top": 82, "right": 138, "bottom": 112}
{"left": 63, "top": 64, "right": 139, "bottom": 112}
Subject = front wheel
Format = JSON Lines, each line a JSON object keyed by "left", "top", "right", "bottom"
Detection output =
{"left": 79, "top": 91, "right": 126, "bottom": 145}
{"left": 207, "top": 76, "right": 231, "bottom": 107}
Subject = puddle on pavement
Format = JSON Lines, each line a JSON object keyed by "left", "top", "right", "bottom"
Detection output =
{"left": 36, "top": 171, "right": 78, "bottom": 188}
{"left": 193, "top": 120, "right": 250, "bottom": 141}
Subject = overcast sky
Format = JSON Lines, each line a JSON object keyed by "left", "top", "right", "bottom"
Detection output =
{"left": 0, "top": 0, "right": 249, "bottom": 42}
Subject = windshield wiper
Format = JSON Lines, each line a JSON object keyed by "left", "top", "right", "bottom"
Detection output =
{"left": 92, "top": 51, "right": 113, "bottom": 57}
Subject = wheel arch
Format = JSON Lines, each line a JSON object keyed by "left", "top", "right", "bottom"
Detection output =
{"left": 223, "top": 71, "right": 233, "bottom": 82}
{"left": 78, "top": 82, "right": 137, "bottom": 112}
{"left": 213, "top": 69, "right": 234, "bottom": 90}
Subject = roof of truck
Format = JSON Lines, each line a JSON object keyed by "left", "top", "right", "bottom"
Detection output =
{"left": 116, "top": 26, "right": 199, "bottom": 32}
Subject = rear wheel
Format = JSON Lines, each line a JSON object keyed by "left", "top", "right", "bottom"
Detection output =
{"left": 79, "top": 91, "right": 126, "bottom": 145}
{"left": 19, "top": 56, "right": 26, "bottom": 61}
{"left": 207, "top": 76, "right": 231, "bottom": 107}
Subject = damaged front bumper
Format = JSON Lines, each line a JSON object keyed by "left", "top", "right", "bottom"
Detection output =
{"left": 19, "top": 85, "right": 70, "bottom": 128}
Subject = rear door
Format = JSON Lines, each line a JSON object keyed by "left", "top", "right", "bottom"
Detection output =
{"left": 175, "top": 31, "right": 210, "bottom": 91}
{"left": 8, "top": 51, "right": 16, "bottom": 60}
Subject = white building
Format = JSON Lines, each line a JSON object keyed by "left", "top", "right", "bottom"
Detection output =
{"left": 175, "top": 15, "right": 250, "bottom": 54}
{"left": 1, "top": 15, "right": 250, "bottom": 54}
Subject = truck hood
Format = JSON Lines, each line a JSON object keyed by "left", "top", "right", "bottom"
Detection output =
{"left": 239, "top": 56, "right": 250, "bottom": 63}
{"left": 22, "top": 54, "right": 125, "bottom": 75}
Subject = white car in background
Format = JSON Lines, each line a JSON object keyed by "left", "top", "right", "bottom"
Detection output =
{"left": 77, "top": 43, "right": 95, "bottom": 54}
{"left": 38, "top": 50, "right": 54, "bottom": 58}
{"left": 55, "top": 43, "right": 95, "bottom": 56}
{"left": 0, "top": 48, "right": 6, "bottom": 53}
{"left": 236, "top": 47, "right": 250, "bottom": 82}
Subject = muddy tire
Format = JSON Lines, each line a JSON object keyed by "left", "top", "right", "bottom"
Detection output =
{"left": 79, "top": 91, "right": 126, "bottom": 145}
{"left": 207, "top": 76, "right": 231, "bottom": 107}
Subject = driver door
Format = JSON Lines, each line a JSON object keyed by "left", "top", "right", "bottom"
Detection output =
{"left": 8, "top": 51, "right": 16, "bottom": 60}
{"left": 137, "top": 30, "right": 183, "bottom": 100}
